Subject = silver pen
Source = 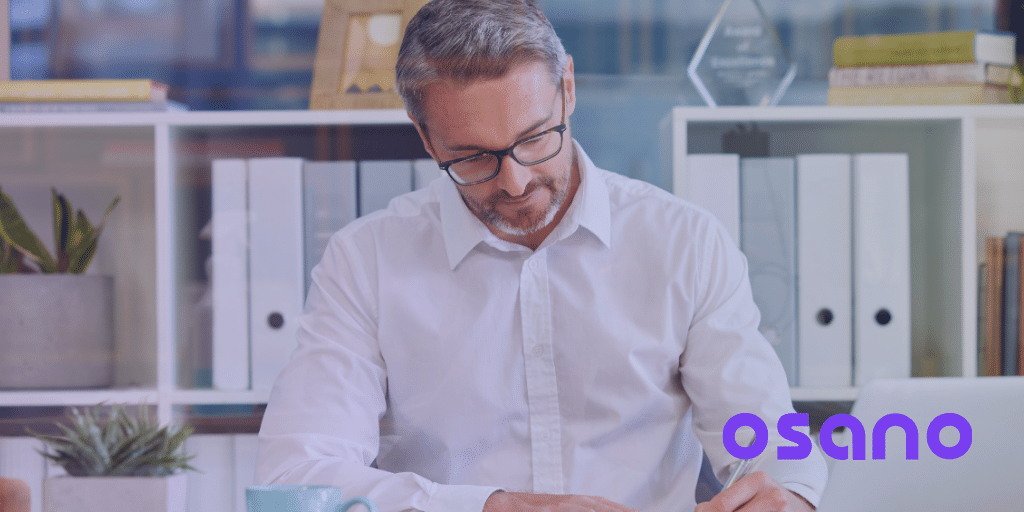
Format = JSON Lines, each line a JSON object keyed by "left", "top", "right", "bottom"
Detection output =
{"left": 721, "top": 437, "right": 759, "bottom": 488}
{"left": 721, "top": 455, "right": 757, "bottom": 488}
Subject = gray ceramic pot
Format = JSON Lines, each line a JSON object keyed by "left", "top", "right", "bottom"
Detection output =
{"left": 0, "top": 274, "right": 114, "bottom": 389}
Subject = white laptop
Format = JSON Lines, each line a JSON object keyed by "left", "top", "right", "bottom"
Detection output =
{"left": 817, "top": 376, "right": 1024, "bottom": 512}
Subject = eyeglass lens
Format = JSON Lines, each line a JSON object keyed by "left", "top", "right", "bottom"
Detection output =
{"left": 449, "top": 130, "right": 563, "bottom": 184}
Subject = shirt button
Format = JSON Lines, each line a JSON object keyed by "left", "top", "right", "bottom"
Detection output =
{"left": 532, "top": 345, "right": 544, "bottom": 357}
{"left": 541, "top": 431, "right": 552, "bottom": 441}
{"left": 528, "top": 260, "right": 538, "bottom": 270}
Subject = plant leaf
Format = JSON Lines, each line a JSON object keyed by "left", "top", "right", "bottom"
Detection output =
{"left": 52, "top": 189, "right": 72, "bottom": 272}
{"left": 0, "top": 187, "right": 56, "bottom": 272}
{"left": 0, "top": 237, "right": 16, "bottom": 273}
{"left": 66, "top": 196, "right": 118, "bottom": 274}
{"left": 66, "top": 209, "right": 93, "bottom": 254}
{"left": 28, "top": 402, "right": 196, "bottom": 477}
{"left": 66, "top": 211, "right": 96, "bottom": 274}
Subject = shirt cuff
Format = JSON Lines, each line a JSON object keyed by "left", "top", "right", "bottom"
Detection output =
{"left": 781, "top": 482, "right": 821, "bottom": 509}
{"left": 424, "top": 484, "right": 504, "bottom": 512}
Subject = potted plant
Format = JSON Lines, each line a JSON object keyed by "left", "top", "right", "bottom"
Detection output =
{"left": 28, "top": 403, "right": 198, "bottom": 512}
{"left": 0, "top": 186, "right": 120, "bottom": 389}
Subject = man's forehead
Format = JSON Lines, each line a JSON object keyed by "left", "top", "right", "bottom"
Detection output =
{"left": 418, "top": 64, "right": 560, "bottom": 148}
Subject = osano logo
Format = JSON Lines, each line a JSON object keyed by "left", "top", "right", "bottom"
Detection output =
{"left": 724, "top": 412, "right": 972, "bottom": 461}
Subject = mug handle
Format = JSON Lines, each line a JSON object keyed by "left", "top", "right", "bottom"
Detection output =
{"left": 337, "top": 496, "right": 378, "bottom": 512}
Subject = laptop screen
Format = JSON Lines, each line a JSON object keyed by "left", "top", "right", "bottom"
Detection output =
{"left": 815, "top": 377, "right": 1024, "bottom": 512}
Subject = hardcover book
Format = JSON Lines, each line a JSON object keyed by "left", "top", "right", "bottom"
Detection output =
{"left": 828, "top": 62, "right": 1018, "bottom": 87}
{"left": 833, "top": 30, "right": 1016, "bottom": 67}
{"left": 827, "top": 83, "right": 1011, "bottom": 105}
{"left": 1002, "top": 231, "right": 1023, "bottom": 375}
{"left": 0, "top": 79, "right": 168, "bottom": 102}
{"left": 985, "top": 236, "right": 1005, "bottom": 377}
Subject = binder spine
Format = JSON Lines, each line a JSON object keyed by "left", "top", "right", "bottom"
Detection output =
{"left": 852, "top": 153, "right": 911, "bottom": 385}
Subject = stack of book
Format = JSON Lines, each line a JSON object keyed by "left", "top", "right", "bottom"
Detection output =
{"left": 828, "top": 30, "right": 1021, "bottom": 106}
{"left": 0, "top": 79, "right": 185, "bottom": 112}
{"left": 980, "top": 232, "right": 1024, "bottom": 377}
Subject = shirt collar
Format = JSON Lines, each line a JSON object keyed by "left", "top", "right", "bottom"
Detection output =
{"left": 438, "top": 139, "right": 612, "bottom": 270}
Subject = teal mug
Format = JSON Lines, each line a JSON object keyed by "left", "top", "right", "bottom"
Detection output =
{"left": 246, "top": 484, "right": 377, "bottom": 512}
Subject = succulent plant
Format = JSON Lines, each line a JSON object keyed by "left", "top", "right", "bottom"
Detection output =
{"left": 28, "top": 403, "right": 198, "bottom": 477}
{"left": 0, "top": 186, "right": 120, "bottom": 274}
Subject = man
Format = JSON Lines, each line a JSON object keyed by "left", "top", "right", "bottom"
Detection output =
{"left": 255, "top": 1, "right": 827, "bottom": 511}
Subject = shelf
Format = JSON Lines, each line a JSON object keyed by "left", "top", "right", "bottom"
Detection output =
{"left": 0, "top": 389, "right": 161, "bottom": 407}
{"left": 0, "top": 110, "right": 424, "bottom": 427}
{"left": 0, "top": 389, "right": 275, "bottom": 408}
{"left": 666, "top": 105, "right": 1024, "bottom": 390}
{"left": 164, "top": 109, "right": 412, "bottom": 126}
{"left": 3, "top": 105, "right": 1019, "bottom": 434}
{"left": 789, "top": 387, "right": 859, "bottom": 402}
{"left": 0, "top": 109, "right": 413, "bottom": 127}
{"left": 671, "top": 104, "right": 1024, "bottom": 122}
{"left": 169, "top": 390, "right": 270, "bottom": 405}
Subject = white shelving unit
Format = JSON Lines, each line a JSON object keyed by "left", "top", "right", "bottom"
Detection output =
{"left": 667, "top": 104, "right": 1024, "bottom": 401}
{"left": 3, "top": 105, "right": 1023, "bottom": 421}
{"left": 0, "top": 109, "right": 414, "bottom": 422}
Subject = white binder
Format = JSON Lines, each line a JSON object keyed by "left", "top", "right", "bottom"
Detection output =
{"left": 741, "top": 157, "right": 798, "bottom": 386}
{"left": 413, "top": 158, "right": 443, "bottom": 190}
{"left": 302, "top": 160, "right": 357, "bottom": 296}
{"left": 796, "top": 154, "right": 853, "bottom": 388}
{"left": 852, "top": 153, "right": 911, "bottom": 385}
{"left": 358, "top": 160, "right": 414, "bottom": 216}
{"left": 211, "top": 158, "right": 251, "bottom": 391}
{"left": 248, "top": 157, "right": 306, "bottom": 392}
{"left": 685, "top": 154, "right": 741, "bottom": 246}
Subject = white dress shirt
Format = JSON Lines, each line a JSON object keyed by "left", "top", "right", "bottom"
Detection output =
{"left": 255, "top": 141, "right": 828, "bottom": 512}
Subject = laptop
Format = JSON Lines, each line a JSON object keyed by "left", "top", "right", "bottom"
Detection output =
{"left": 816, "top": 376, "right": 1024, "bottom": 512}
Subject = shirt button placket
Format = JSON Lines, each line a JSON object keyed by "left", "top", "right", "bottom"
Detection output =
{"left": 519, "top": 252, "right": 564, "bottom": 494}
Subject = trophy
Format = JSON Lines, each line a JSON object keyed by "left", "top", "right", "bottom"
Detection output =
{"left": 687, "top": 0, "right": 796, "bottom": 107}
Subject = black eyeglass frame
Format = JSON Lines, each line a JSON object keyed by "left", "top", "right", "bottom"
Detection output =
{"left": 437, "top": 83, "right": 568, "bottom": 187}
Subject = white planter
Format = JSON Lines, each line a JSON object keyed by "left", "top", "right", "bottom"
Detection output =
{"left": 42, "top": 474, "right": 187, "bottom": 512}
{"left": 0, "top": 274, "right": 115, "bottom": 389}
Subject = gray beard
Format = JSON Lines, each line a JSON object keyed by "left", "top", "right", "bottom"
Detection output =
{"left": 487, "top": 188, "right": 564, "bottom": 236}
{"left": 461, "top": 158, "right": 572, "bottom": 237}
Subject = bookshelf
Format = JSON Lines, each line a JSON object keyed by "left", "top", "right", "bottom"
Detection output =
{"left": 3, "top": 105, "right": 1022, "bottom": 423}
{"left": 0, "top": 109, "right": 421, "bottom": 425}
{"left": 667, "top": 104, "right": 1024, "bottom": 401}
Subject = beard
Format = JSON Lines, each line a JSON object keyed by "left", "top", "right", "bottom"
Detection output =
{"left": 459, "top": 157, "right": 573, "bottom": 237}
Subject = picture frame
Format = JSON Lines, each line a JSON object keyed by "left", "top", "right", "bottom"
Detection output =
{"left": 1, "top": 0, "right": 9, "bottom": 80}
{"left": 309, "top": 0, "right": 427, "bottom": 110}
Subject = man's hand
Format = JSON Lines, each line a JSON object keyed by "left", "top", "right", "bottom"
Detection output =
{"left": 483, "top": 491, "right": 640, "bottom": 512}
{"left": 694, "top": 471, "right": 814, "bottom": 512}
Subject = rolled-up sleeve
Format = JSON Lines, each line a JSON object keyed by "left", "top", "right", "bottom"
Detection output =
{"left": 254, "top": 232, "right": 501, "bottom": 512}
{"left": 679, "top": 217, "right": 828, "bottom": 507}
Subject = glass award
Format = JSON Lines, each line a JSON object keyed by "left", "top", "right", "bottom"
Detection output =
{"left": 687, "top": 0, "right": 796, "bottom": 107}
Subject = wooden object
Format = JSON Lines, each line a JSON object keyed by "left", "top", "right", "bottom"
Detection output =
{"left": 985, "top": 236, "right": 1005, "bottom": 376}
{"left": 1, "top": 0, "right": 9, "bottom": 81}
{"left": 310, "top": 0, "right": 427, "bottom": 110}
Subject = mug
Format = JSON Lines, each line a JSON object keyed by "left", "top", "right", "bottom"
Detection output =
{"left": 246, "top": 484, "right": 378, "bottom": 512}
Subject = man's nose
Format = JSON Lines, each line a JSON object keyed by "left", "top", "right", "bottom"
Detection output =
{"left": 495, "top": 154, "right": 531, "bottom": 197}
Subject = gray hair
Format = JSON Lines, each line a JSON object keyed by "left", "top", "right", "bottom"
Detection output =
{"left": 395, "top": 0, "right": 568, "bottom": 125}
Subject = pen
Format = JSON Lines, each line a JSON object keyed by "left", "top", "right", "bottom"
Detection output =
{"left": 721, "top": 455, "right": 756, "bottom": 488}
{"left": 721, "top": 437, "right": 759, "bottom": 488}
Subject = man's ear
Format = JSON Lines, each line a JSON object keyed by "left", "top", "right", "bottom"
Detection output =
{"left": 409, "top": 112, "right": 439, "bottom": 162}
{"left": 563, "top": 55, "right": 577, "bottom": 118}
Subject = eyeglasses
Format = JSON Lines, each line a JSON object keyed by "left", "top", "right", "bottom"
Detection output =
{"left": 437, "top": 84, "right": 567, "bottom": 187}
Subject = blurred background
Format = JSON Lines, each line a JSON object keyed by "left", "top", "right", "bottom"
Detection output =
{"left": 7, "top": 0, "right": 1003, "bottom": 189}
